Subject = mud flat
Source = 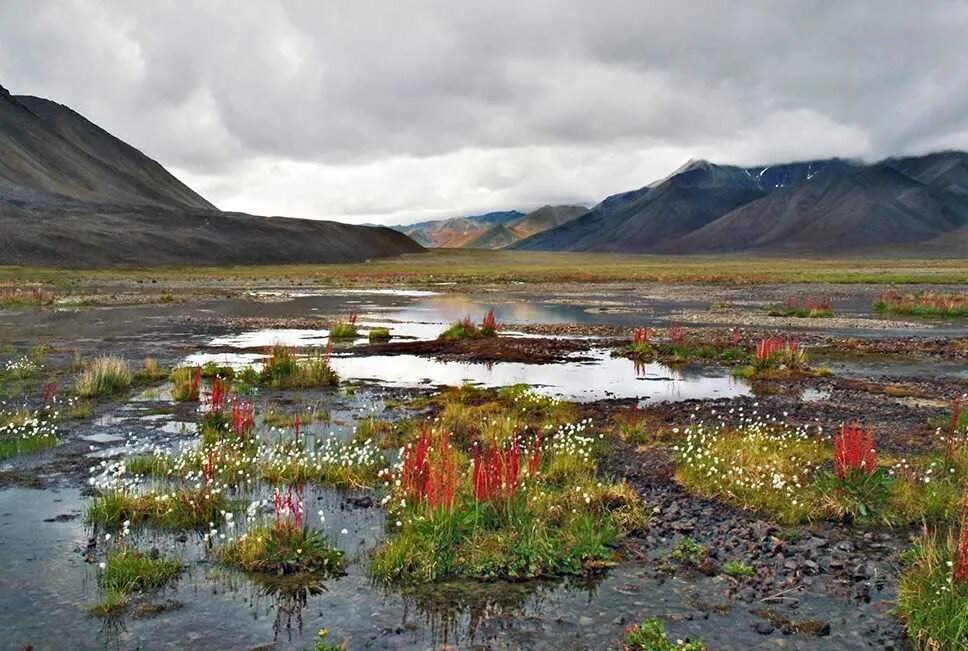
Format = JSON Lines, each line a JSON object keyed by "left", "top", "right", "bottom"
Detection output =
{"left": 0, "top": 267, "right": 965, "bottom": 650}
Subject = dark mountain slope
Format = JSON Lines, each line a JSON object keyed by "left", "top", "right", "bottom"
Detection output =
{"left": 886, "top": 151, "right": 968, "bottom": 197}
{"left": 0, "top": 86, "right": 213, "bottom": 209}
{"left": 666, "top": 163, "right": 968, "bottom": 253}
{"left": 0, "top": 200, "right": 421, "bottom": 267}
{"left": 0, "top": 83, "right": 423, "bottom": 266}
{"left": 515, "top": 159, "right": 850, "bottom": 252}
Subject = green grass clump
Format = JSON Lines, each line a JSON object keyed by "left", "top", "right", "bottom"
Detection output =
{"left": 87, "top": 487, "right": 227, "bottom": 531}
{"left": 896, "top": 529, "right": 968, "bottom": 650}
{"left": 874, "top": 291, "right": 968, "bottom": 318}
{"left": 76, "top": 356, "right": 132, "bottom": 398}
{"left": 134, "top": 357, "right": 168, "bottom": 382}
{"left": 329, "top": 322, "right": 359, "bottom": 340}
{"left": 91, "top": 547, "right": 183, "bottom": 617}
{"left": 259, "top": 437, "right": 386, "bottom": 489}
{"left": 170, "top": 366, "right": 199, "bottom": 402}
{"left": 674, "top": 422, "right": 967, "bottom": 526}
{"left": 437, "top": 318, "right": 481, "bottom": 341}
{"left": 216, "top": 522, "right": 344, "bottom": 576}
{"left": 674, "top": 423, "right": 827, "bottom": 524}
{"left": 625, "top": 617, "right": 706, "bottom": 650}
{"left": 351, "top": 416, "right": 406, "bottom": 449}
{"left": 371, "top": 423, "right": 644, "bottom": 583}
{"left": 260, "top": 347, "right": 338, "bottom": 389}
{"left": 722, "top": 560, "right": 754, "bottom": 578}
{"left": 367, "top": 327, "right": 391, "bottom": 342}
{"left": 0, "top": 432, "right": 58, "bottom": 460}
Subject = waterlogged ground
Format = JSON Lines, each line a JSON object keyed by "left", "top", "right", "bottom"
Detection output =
{"left": 1, "top": 280, "right": 965, "bottom": 650}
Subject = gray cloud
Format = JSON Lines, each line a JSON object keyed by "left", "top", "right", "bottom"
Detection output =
{"left": 2, "top": 0, "right": 967, "bottom": 223}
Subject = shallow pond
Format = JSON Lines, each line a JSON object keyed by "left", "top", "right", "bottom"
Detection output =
{"left": 0, "top": 485, "right": 896, "bottom": 650}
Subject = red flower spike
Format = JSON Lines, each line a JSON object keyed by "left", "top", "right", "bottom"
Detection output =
{"left": 834, "top": 423, "right": 877, "bottom": 479}
{"left": 955, "top": 485, "right": 968, "bottom": 584}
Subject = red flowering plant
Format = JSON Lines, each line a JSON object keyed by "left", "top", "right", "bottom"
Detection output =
{"left": 629, "top": 327, "right": 652, "bottom": 356}
{"left": 751, "top": 336, "right": 807, "bottom": 371}
{"left": 480, "top": 308, "right": 499, "bottom": 337}
{"left": 216, "top": 483, "right": 345, "bottom": 576}
{"left": 372, "top": 416, "right": 644, "bottom": 582}
{"left": 955, "top": 484, "right": 968, "bottom": 585}
{"left": 821, "top": 423, "right": 893, "bottom": 521}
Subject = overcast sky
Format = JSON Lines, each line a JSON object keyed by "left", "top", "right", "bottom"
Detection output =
{"left": 2, "top": 1, "right": 967, "bottom": 225}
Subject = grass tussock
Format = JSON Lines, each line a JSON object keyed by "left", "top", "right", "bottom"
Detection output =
{"left": 371, "top": 422, "right": 644, "bottom": 583}
{"left": 75, "top": 356, "right": 132, "bottom": 398}
{"left": 87, "top": 487, "right": 227, "bottom": 531}
{"left": 329, "top": 322, "right": 359, "bottom": 340}
{"left": 91, "top": 547, "right": 183, "bottom": 617}
{"left": 367, "top": 327, "right": 391, "bottom": 342}
{"left": 170, "top": 366, "right": 200, "bottom": 401}
{"left": 260, "top": 346, "right": 339, "bottom": 389}
{"left": 874, "top": 291, "right": 968, "bottom": 318}
{"left": 896, "top": 529, "right": 968, "bottom": 651}
{"left": 674, "top": 420, "right": 968, "bottom": 526}
{"left": 438, "top": 317, "right": 481, "bottom": 341}
{"left": 624, "top": 617, "right": 706, "bottom": 650}
{"left": 216, "top": 522, "right": 344, "bottom": 576}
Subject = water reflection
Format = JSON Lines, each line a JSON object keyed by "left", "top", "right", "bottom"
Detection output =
{"left": 329, "top": 350, "right": 750, "bottom": 403}
{"left": 392, "top": 576, "right": 603, "bottom": 648}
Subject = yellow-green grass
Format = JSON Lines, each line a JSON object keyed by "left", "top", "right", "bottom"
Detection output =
{"left": 75, "top": 355, "right": 132, "bottom": 398}
{"left": 0, "top": 432, "right": 58, "bottom": 460}
{"left": 328, "top": 322, "right": 359, "bottom": 339}
{"left": 125, "top": 434, "right": 386, "bottom": 491}
{"left": 215, "top": 522, "right": 344, "bottom": 576}
{"left": 87, "top": 487, "right": 227, "bottom": 531}
{"left": 134, "top": 357, "right": 168, "bottom": 382}
{"left": 437, "top": 320, "right": 481, "bottom": 341}
{"left": 91, "top": 547, "right": 183, "bottom": 617}
{"left": 625, "top": 617, "right": 707, "bottom": 651}
{"left": 673, "top": 423, "right": 967, "bottom": 526}
{"left": 169, "top": 366, "right": 198, "bottom": 401}
{"left": 3, "top": 251, "right": 966, "bottom": 286}
{"left": 896, "top": 529, "right": 968, "bottom": 651}
{"left": 371, "top": 423, "right": 644, "bottom": 583}
{"left": 367, "top": 327, "right": 391, "bottom": 342}
{"left": 260, "top": 348, "right": 339, "bottom": 389}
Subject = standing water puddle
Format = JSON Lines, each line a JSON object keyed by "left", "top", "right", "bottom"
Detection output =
{"left": 0, "top": 485, "right": 888, "bottom": 650}
{"left": 188, "top": 342, "right": 749, "bottom": 403}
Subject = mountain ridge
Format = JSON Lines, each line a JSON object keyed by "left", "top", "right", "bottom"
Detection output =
{"left": 0, "top": 83, "right": 422, "bottom": 267}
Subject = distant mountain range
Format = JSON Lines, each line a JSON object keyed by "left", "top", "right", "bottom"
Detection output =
{"left": 392, "top": 205, "right": 588, "bottom": 249}
{"left": 515, "top": 154, "right": 968, "bottom": 255}
{"left": 0, "top": 84, "right": 421, "bottom": 267}
{"left": 398, "top": 153, "right": 968, "bottom": 256}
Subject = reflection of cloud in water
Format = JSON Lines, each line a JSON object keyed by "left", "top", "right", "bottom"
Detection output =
{"left": 183, "top": 346, "right": 747, "bottom": 403}
{"left": 329, "top": 349, "right": 749, "bottom": 403}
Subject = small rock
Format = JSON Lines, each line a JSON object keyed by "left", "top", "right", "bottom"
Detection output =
{"left": 754, "top": 622, "right": 775, "bottom": 635}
